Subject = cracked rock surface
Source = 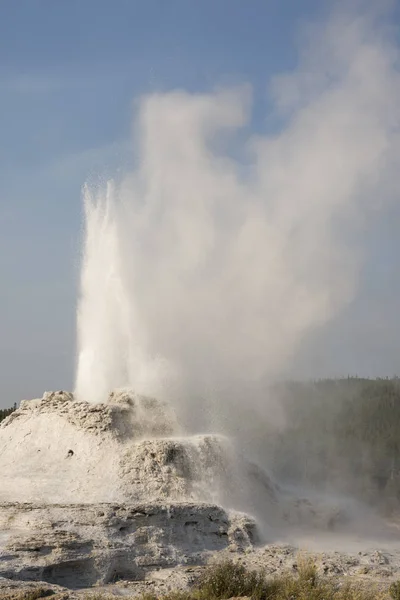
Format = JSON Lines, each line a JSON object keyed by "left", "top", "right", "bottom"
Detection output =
{"left": 0, "top": 391, "right": 261, "bottom": 590}
{"left": 0, "top": 501, "right": 256, "bottom": 588}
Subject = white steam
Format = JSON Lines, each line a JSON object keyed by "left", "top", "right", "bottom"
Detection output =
{"left": 76, "top": 5, "right": 400, "bottom": 412}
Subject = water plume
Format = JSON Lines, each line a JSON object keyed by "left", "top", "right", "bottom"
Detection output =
{"left": 75, "top": 4, "right": 400, "bottom": 427}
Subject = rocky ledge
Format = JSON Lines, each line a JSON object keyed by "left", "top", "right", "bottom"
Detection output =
{"left": 0, "top": 501, "right": 256, "bottom": 588}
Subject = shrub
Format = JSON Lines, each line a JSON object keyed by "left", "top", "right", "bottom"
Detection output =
{"left": 390, "top": 581, "right": 400, "bottom": 600}
{"left": 193, "top": 559, "right": 387, "bottom": 600}
{"left": 20, "top": 589, "right": 55, "bottom": 600}
{"left": 195, "top": 560, "right": 275, "bottom": 600}
{"left": 80, "top": 559, "right": 391, "bottom": 600}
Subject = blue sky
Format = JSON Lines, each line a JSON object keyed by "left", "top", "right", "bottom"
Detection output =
{"left": 1, "top": 0, "right": 400, "bottom": 407}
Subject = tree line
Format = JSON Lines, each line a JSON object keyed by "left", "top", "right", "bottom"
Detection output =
{"left": 262, "top": 377, "right": 400, "bottom": 514}
{"left": 0, "top": 403, "right": 17, "bottom": 423}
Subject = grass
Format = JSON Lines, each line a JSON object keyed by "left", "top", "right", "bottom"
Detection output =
{"left": 185, "top": 558, "right": 388, "bottom": 600}
{"left": 83, "top": 559, "right": 396, "bottom": 600}
{"left": 4, "top": 560, "right": 399, "bottom": 600}
{"left": 390, "top": 581, "right": 400, "bottom": 600}
{"left": 0, "top": 589, "right": 56, "bottom": 600}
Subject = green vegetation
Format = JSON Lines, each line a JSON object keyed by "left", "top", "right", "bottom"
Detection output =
{"left": 2, "top": 559, "right": 399, "bottom": 600}
{"left": 1, "top": 588, "right": 56, "bottom": 600}
{"left": 187, "top": 559, "right": 389, "bottom": 600}
{"left": 390, "top": 581, "right": 400, "bottom": 600}
{"left": 259, "top": 377, "right": 400, "bottom": 513}
{"left": 0, "top": 403, "right": 16, "bottom": 424}
{"left": 81, "top": 560, "right": 395, "bottom": 600}
{"left": 194, "top": 559, "right": 274, "bottom": 600}
{"left": 22, "top": 590, "right": 55, "bottom": 600}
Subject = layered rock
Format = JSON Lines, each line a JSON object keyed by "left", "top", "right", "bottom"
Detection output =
{"left": 0, "top": 390, "right": 382, "bottom": 591}
{"left": 0, "top": 390, "right": 265, "bottom": 588}
{"left": 0, "top": 502, "right": 256, "bottom": 588}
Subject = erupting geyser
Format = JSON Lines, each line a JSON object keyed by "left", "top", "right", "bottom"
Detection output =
{"left": 2, "top": 4, "right": 400, "bottom": 591}
{"left": 75, "top": 42, "right": 400, "bottom": 419}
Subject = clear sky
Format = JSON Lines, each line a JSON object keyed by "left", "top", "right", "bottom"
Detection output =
{"left": 1, "top": 0, "right": 400, "bottom": 408}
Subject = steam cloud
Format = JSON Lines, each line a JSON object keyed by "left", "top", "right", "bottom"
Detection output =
{"left": 75, "top": 4, "right": 400, "bottom": 426}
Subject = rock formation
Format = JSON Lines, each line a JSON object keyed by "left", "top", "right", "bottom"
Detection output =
{"left": 0, "top": 389, "right": 393, "bottom": 595}
{"left": 0, "top": 502, "right": 256, "bottom": 588}
{"left": 0, "top": 390, "right": 268, "bottom": 588}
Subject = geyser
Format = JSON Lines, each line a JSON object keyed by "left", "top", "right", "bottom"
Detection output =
{"left": 2, "top": 4, "right": 400, "bottom": 592}
{"left": 75, "top": 7, "right": 400, "bottom": 417}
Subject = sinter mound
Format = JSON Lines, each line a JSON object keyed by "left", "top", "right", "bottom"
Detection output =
{"left": 0, "top": 390, "right": 268, "bottom": 588}
{"left": 0, "top": 390, "right": 365, "bottom": 590}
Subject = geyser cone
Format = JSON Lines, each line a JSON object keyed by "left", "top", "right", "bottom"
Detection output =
{"left": 0, "top": 390, "right": 277, "bottom": 515}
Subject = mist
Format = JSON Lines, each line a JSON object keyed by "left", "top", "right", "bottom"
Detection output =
{"left": 75, "top": 2, "right": 400, "bottom": 442}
